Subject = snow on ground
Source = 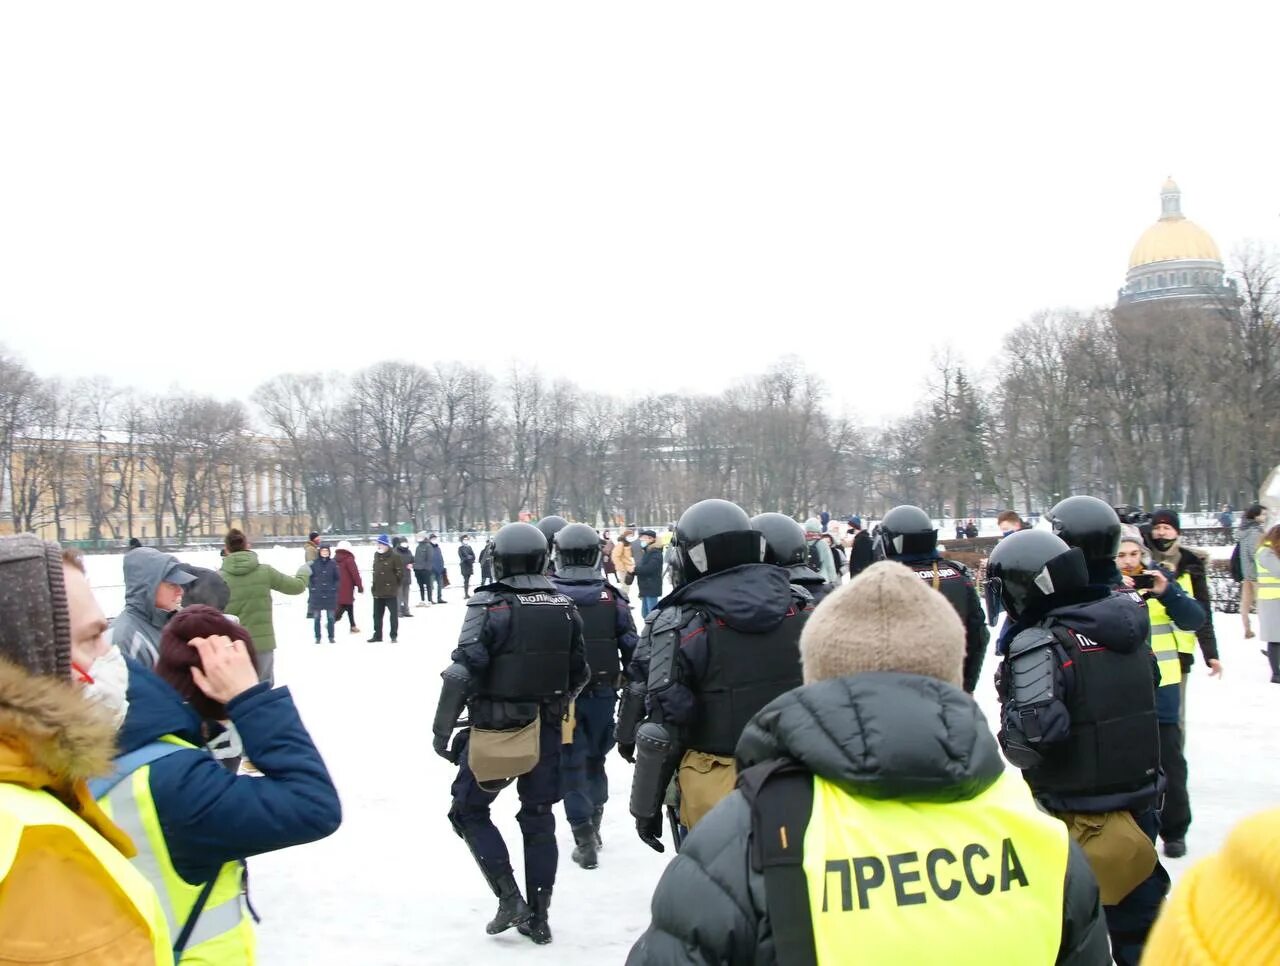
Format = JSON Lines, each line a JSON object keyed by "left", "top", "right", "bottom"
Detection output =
{"left": 85, "top": 547, "right": 1280, "bottom": 965}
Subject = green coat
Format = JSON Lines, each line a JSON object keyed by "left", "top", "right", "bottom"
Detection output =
{"left": 220, "top": 550, "right": 307, "bottom": 653}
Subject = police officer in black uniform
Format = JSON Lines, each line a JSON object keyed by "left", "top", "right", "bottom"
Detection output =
{"left": 432, "top": 521, "right": 589, "bottom": 945}
{"left": 549, "top": 523, "right": 638, "bottom": 870}
{"left": 535, "top": 515, "right": 569, "bottom": 576}
{"left": 989, "top": 528, "right": 1167, "bottom": 966}
{"left": 874, "top": 504, "right": 988, "bottom": 692}
{"left": 618, "top": 499, "right": 813, "bottom": 852}
{"left": 751, "top": 512, "right": 834, "bottom": 603}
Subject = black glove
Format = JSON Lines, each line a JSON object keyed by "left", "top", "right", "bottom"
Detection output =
{"left": 617, "top": 742, "right": 636, "bottom": 764}
{"left": 636, "top": 814, "right": 665, "bottom": 853}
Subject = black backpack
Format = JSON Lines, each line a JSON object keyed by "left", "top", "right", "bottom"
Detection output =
{"left": 1230, "top": 542, "right": 1244, "bottom": 582}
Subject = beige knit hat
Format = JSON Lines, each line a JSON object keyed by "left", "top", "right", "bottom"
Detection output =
{"left": 799, "top": 560, "right": 965, "bottom": 686}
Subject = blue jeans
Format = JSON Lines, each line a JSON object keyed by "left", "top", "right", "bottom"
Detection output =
{"left": 560, "top": 688, "right": 618, "bottom": 827}
{"left": 426, "top": 571, "right": 445, "bottom": 602}
{"left": 641, "top": 596, "right": 659, "bottom": 619}
{"left": 312, "top": 608, "right": 335, "bottom": 641}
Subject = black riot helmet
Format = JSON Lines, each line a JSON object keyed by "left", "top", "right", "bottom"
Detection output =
{"left": 673, "top": 499, "right": 764, "bottom": 588}
{"left": 985, "top": 529, "right": 1089, "bottom": 622}
{"left": 535, "top": 515, "right": 569, "bottom": 549}
{"left": 1045, "top": 496, "right": 1122, "bottom": 563}
{"left": 492, "top": 522, "right": 550, "bottom": 580}
{"left": 875, "top": 505, "right": 938, "bottom": 560}
{"left": 750, "top": 513, "right": 808, "bottom": 567}
{"left": 553, "top": 523, "right": 603, "bottom": 575}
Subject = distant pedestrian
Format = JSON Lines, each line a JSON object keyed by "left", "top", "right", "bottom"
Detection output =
{"left": 308, "top": 543, "right": 340, "bottom": 643}
{"left": 368, "top": 535, "right": 402, "bottom": 643}
{"left": 479, "top": 536, "right": 495, "bottom": 584}
{"left": 414, "top": 531, "right": 433, "bottom": 606}
{"left": 220, "top": 528, "right": 308, "bottom": 686}
{"left": 334, "top": 540, "right": 364, "bottom": 634}
{"left": 426, "top": 533, "right": 446, "bottom": 603}
{"left": 458, "top": 535, "right": 477, "bottom": 598}
{"left": 394, "top": 536, "right": 415, "bottom": 618}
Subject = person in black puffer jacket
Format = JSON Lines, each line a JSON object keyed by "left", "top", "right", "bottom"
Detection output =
{"left": 628, "top": 562, "right": 1108, "bottom": 966}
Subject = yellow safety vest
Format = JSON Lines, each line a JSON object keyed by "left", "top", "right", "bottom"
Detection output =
{"left": 803, "top": 770, "right": 1067, "bottom": 965}
{"left": 1145, "top": 572, "right": 1193, "bottom": 688}
{"left": 1257, "top": 548, "right": 1280, "bottom": 601}
{"left": 97, "top": 736, "right": 256, "bottom": 965}
{"left": 0, "top": 782, "right": 174, "bottom": 965}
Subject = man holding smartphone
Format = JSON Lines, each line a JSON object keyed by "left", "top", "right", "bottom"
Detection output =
{"left": 1116, "top": 525, "right": 1206, "bottom": 860}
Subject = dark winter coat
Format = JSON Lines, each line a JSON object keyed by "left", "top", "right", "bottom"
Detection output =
{"left": 458, "top": 543, "right": 476, "bottom": 577}
{"left": 336, "top": 548, "right": 363, "bottom": 605}
{"left": 393, "top": 544, "right": 415, "bottom": 582}
{"left": 307, "top": 555, "right": 340, "bottom": 611}
{"left": 413, "top": 540, "right": 432, "bottom": 572}
{"left": 478, "top": 542, "right": 495, "bottom": 578}
{"left": 427, "top": 542, "right": 446, "bottom": 575}
{"left": 848, "top": 529, "right": 874, "bottom": 577}
{"left": 220, "top": 550, "right": 307, "bottom": 653}
{"left": 113, "top": 660, "right": 341, "bottom": 885}
{"left": 627, "top": 673, "right": 1109, "bottom": 965}
{"left": 370, "top": 549, "right": 403, "bottom": 598}
{"left": 634, "top": 543, "right": 665, "bottom": 597}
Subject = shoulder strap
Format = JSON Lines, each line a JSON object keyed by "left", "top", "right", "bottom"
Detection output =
{"left": 87, "top": 740, "right": 187, "bottom": 800}
{"left": 173, "top": 877, "right": 218, "bottom": 957}
{"left": 739, "top": 760, "right": 818, "bottom": 966}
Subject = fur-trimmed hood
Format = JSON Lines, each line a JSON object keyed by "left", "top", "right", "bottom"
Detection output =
{"left": 0, "top": 659, "right": 115, "bottom": 785}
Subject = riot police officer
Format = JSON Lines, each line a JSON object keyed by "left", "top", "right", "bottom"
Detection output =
{"left": 549, "top": 523, "right": 638, "bottom": 870}
{"left": 751, "top": 512, "right": 834, "bottom": 603}
{"left": 432, "top": 522, "right": 589, "bottom": 945}
{"left": 990, "top": 529, "right": 1166, "bottom": 966}
{"left": 619, "top": 499, "right": 812, "bottom": 852}
{"left": 875, "top": 504, "right": 988, "bottom": 692}
{"left": 535, "top": 516, "right": 569, "bottom": 575}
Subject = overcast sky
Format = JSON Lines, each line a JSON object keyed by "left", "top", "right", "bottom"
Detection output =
{"left": 2, "top": 3, "right": 1277, "bottom": 424}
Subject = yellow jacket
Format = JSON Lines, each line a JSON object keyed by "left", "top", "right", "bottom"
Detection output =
{"left": 0, "top": 660, "right": 172, "bottom": 964}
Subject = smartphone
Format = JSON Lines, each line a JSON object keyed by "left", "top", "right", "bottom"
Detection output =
{"left": 1132, "top": 573, "right": 1157, "bottom": 590}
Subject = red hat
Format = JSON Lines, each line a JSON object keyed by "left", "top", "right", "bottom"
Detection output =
{"left": 156, "top": 605, "right": 258, "bottom": 721}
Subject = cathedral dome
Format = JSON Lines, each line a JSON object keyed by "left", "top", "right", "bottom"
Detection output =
{"left": 1128, "top": 178, "right": 1221, "bottom": 268}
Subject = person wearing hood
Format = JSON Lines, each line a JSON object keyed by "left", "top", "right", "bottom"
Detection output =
{"left": 619, "top": 500, "right": 813, "bottom": 853}
{"left": 989, "top": 529, "right": 1166, "bottom": 966}
{"left": 333, "top": 540, "right": 363, "bottom": 635}
{"left": 549, "top": 524, "right": 638, "bottom": 870}
{"left": 393, "top": 537, "right": 415, "bottom": 619}
{"left": 1116, "top": 525, "right": 1205, "bottom": 860}
{"left": 1145, "top": 509, "right": 1221, "bottom": 734}
{"left": 752, "top": 512, "right": 832, "bottom": 604}
{"left": 112, "top": 547, "right": 198, "bottom": 668}
{"left": 627, "top": 562, "right": 1108, "bottom": 965}
{"left": 632, "top": 529, "right": 665, "bottom": 618}
{"left": 458, "top": 534, "right": 477, "bottom": 598}
{"left": 802, "top": 517, "right": 839, "bottom": 586}
{"left": 1237, "top": 502, "right": 1268, "bottom": 640}
{"left": 307, "top": 543, "right": 340, "bottom": 644}
{"left": 219, "top": 529, "right": 307, "bottom": 687}
{"left": 876, "top": 505, "right": 989, "bottom": 693}
{"left": 91, "top": 604, "right": 342, "bottom": 964}
{"left": 0, "top": 535, "right": 174, "bottom": 963}
{"left": 413, "top": 532, "right": 433, "bottom": 606}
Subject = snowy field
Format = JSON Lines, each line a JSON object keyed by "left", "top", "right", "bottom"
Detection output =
{"left": 85, "top": 544, "right": 1280, "bottom": 965}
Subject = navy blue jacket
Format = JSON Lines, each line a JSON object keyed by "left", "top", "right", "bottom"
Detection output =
{"left": 634, "top": 545, "right": 665, "bottom": 598}
{"left": 116, "top": 660, "right": 342, "bottom": 884}
{"left": 307, "top": 556, "right": 340, "bottom": 610}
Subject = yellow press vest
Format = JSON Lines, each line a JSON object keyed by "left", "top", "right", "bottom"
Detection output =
{"left": 97, "top": 737, "right": 256, "bottom": 965}
{"left": 0, "top": 782, "right": 174, "bottom": 965}
{"left": 1257, "top": 548, "right": 1280, "bottom": 601}
{"left": 1145, "top": 573, "right": 1192, "bottom": 687}
{"left": 803, "top": 770, "right": 1067, "bottom": 965}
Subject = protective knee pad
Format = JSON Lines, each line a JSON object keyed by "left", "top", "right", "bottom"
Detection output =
{"left": 516, "top": 801, "right": 555, "bottom": 839}
{"left": 449, "top": 803, "right": 491, "bottom": 838}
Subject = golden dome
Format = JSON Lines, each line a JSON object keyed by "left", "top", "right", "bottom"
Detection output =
{"left": 1128, "top": 179, "right": 1222, "bottom": 269}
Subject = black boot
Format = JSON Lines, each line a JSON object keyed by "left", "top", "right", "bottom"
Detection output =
{"left": 1268, "top": 642, "right": 1280, "bottom": 684}
{"left": 485, "top": 872, "right": 532, "bottom": 935}
{"left": 517, "top": 887, "right": 552, "bottom": 944}
{"left": 591, "top": 807, "right": 605, "bottom": 851}
{"left": 570, "top": 824, "right": 598, "bottom": 870}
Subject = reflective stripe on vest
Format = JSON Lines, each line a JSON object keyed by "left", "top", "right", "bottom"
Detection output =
{"left": 0, "top": 782, "right": 174, "bottom": 964}
{"left": 1257, "top": 548, "right": 1280, "bottom": 601}
{"left": 1145, "top": 573, "right": 1192, "bottom": 687}
{"left": 803, "top": 770, "right": 1067, "bottom": 966}
{"left": 97, "top": 738, "right": 255, "bottom": 964}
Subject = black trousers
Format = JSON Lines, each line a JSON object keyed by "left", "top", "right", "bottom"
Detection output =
{"left": 335, "top": 603, "right": 358, "bottom": 628}
{"left": 372, "top": 597, "right": 399, "bottom": 640}
{"left": 1159, "top": 721, "right": 1190, "bottom": 841}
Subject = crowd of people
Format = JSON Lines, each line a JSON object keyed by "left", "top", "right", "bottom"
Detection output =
{"left": 0, "top": 494, "right": 1275, "bottom": 963}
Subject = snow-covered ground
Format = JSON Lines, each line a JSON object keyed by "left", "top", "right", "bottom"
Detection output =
{"left": 85, "top": 546, "right": 1280, "bottom": 965}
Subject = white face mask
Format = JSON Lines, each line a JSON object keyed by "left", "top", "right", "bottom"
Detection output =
{"left": 82, "top": 645, "right": 130, "bottom": 730}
